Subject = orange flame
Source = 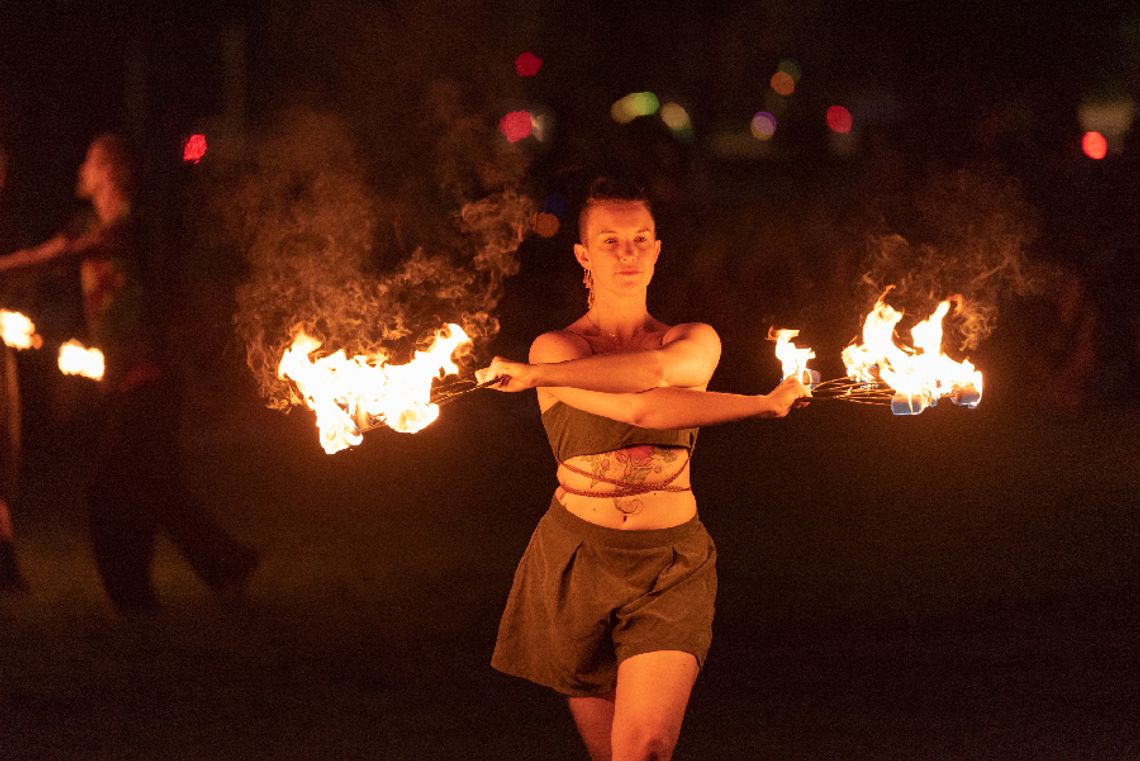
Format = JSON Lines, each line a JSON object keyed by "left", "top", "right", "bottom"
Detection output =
{"left": 58, "top": 340, "right": 105, "bottom": 381}
{"left": 0, "top": 310, "right": 42, "bottom": 350}
{"left": 842, "top": 295, "right": 983, "bottom": 412}
{"left": 768, "top": 328, "right": 817, "bottom": 385}
{"left": 277, "top": 323, "right": 472, "bottom": 454}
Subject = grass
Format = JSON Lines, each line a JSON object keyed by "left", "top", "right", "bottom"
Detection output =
{"left": 3, "top": 384, "right": 1138, "bottom": 759}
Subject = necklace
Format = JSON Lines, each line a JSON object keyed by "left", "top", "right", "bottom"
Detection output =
{"left": 585, "top": 310, "right": 651, "bottom": 343}
{"left": 585, "top": 311, "right": 617, "bottom": 338}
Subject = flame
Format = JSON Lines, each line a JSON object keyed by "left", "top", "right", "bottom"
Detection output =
{"left": 58, "top": 340, "right": 105, "bottom": 381}
{"left": 841, "top": 295, "right": 983, "bottom": 412}
{"left": 277, "top": 323, "right": 472, "bottom": 454}
{"left": 768, "top": 328, "right": 817, "bottom": 385}
{"left": 0, "top": 310, "right": 42, "bottom": 350}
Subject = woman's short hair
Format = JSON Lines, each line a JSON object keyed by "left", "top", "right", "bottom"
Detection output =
{"left": 578, "top": 177, "right": 653, "bottom": 243}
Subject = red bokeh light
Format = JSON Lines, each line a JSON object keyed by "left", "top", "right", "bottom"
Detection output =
{"left": 498, "top": 111, "right": 533, "bottom": 143}
{"left": 182, "top": 134, "right": 207, "bottom": 164}
{"left": 1081, "top": 131, "right": 1107, "bottom": 160}
{"left": 826, "top": 106, "right": 853, "bottom": 134}
{"left": 514, "top": 52, "right": 543, "bottom": 78}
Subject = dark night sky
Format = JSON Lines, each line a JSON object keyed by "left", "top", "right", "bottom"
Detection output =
{"left": 1, "top": 1, "right": 1138, "bottom": 381}
{"left": 2, "top": 3, "right": 1135, "bottom": 199}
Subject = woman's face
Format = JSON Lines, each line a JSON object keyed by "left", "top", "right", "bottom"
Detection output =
{"left": 574, "top": 201, "right": 661, "bottom": 299}
{"left": 75, "top": 144, "right": 108, "bottom": 200}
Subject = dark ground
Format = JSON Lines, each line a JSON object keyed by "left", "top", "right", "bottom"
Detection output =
{"left": 2, "top": 366, "right": 1138, "bottom": 760}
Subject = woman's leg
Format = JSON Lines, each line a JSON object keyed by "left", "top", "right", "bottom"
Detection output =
{"left": 610, "top": 650, "right": 699, "bottom": 761}
{"left": 0, "top": 348, "right": 26, "bottom": 592}
{"left": 88, "top": 477, "right": 159, "bottom": 615}
{"left": 569, "top": 689, "right": 616, "bottom": 761}
{"left": 0, "top": 497, "right": 29, "bottom": 591}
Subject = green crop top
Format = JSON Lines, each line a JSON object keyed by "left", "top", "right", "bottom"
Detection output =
{"left": 540, "top": 401, "right": 698, "bottom": 462}
{"left": 540, "top": 402, "right": 698, "bottom": 498}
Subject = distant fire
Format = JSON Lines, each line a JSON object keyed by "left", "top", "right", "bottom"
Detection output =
{"left": 0, "top": 310, "right": 42, "bottom": 350}
{"left": 58, "top": 340, "right": 105, "bottom": 381}
{"left": 278, "top": 323, "right": 472, "bottom": 454}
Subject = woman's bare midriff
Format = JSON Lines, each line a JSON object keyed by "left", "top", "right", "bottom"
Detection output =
{"left": 555, "top": 444, "right": 697, "bottom": 530}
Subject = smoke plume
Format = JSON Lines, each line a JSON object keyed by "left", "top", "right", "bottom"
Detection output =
{"left": 209, "top": 105, "right": 533, "bottom": 411}
{"left": 858, "top": 169, "right": 1047, "bottom": 351}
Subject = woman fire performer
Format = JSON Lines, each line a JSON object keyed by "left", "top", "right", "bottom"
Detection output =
{"left": 477, "top": 178, "right": 809, "bottom": 761}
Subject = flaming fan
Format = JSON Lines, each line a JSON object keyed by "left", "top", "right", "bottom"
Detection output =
{"left": 1, "top": 308, "right": 105, "bottom": 381}
{"left": 278, "top": 323, "right": 501, "bottom": 454}
{"left": 773, "top": 293, "right": 983, "bottom": 416}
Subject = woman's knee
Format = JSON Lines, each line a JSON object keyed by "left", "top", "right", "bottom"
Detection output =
{"left": 610, "top": 650, "right": 695, "bottom": 760}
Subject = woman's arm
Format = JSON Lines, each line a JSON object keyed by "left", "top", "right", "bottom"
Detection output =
{"left": 641, "top": 381, "right": 808, "bottom": 426}
{"left": 475, "top": 326, "right": 809, "bottom": 428}
{"left": 549, "top": 379, "right": 809, "bottom": 429}
{"left": 476, "top": 361, "right": 808, "bottom": 428}
{"left": 482, "top": 322, "right": 721, "bottom": 394}
{"left": 0, "top": 235, "right": 71, "bottom": 273}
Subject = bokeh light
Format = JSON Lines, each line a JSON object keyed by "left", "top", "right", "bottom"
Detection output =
{"left": 182, "top": 133, "right": 207, "bottom": 164}
{"left": 610, "top": 91, "right": 661, "bottom": 124}
{"left": 514, "top": 52, "right": 543, "bottom": 78}
{"left": 534, "top": 212, "right": 560, "bottom": 238}
{"left": 660, "top": 102, "right": 690, "bottom": 131}
{"left": 1078, "top": 97, "right": 1135, "bottom": 136}
{"left": 1082, "top": 131, "right": 1108, "bottom": 160}
{"left": 540, "top": 194, "right": 569, "bottom": 218}
{"left": 529, "top": 107, "right": 554, "bottom": 142}
{"left": 1078, "top": 97, "right": 1135, "bottom": 155}
{"left": 750, "top": 111, "right": 777, "bottom": 140}
{"left": 826, "top": 105, "right": 853, "bottom": 134}
{"left": 777, "top": 58, "right": 802, "bottom": 82}
{"left": 770, "top": 71, "right": 795, "bottom": 96}
{"left": 498, "top": 111, "right": 533, "bottom": 142}
{"left": 660, "top": 101, "right": 694, "bottom": 141}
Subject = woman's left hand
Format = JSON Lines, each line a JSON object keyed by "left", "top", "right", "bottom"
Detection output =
{"left": 476, "top": 356, "right": 535, "bottom": 392}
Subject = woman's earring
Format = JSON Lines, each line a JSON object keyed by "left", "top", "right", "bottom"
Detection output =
{"left": 583, "top": 268, "right": 594, "bottom": 309}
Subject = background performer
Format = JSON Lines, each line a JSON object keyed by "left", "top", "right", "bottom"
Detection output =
{"left": 0, "top": 133, "right": 257, "bottom": 615}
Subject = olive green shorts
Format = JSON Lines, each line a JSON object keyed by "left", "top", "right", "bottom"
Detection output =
{"left": 491, "top": 496, "right": 717, "bottom": 697}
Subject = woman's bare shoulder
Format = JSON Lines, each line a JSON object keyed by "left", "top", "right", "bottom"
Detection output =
{"left": 661, "top": 321, "right": 720, "bottom": 345}
{"left": 529, "top": 327, "right": 593, "bottom": 363}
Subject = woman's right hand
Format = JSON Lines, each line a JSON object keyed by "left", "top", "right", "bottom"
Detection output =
{"left": 764, "top": 376, "right": 812, "bottom": 417}
{"left": 475, "top": 356, "right": 535, "bottom": 392}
